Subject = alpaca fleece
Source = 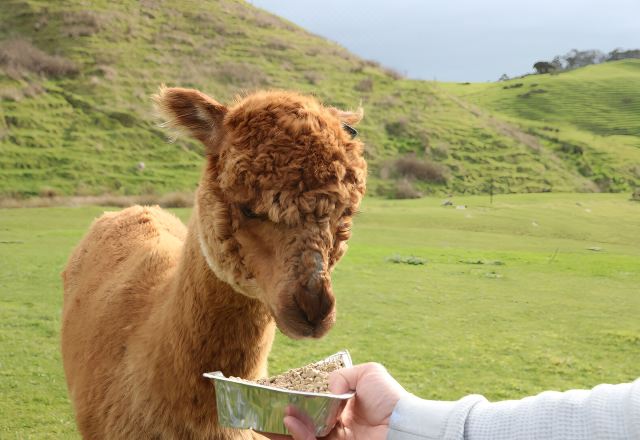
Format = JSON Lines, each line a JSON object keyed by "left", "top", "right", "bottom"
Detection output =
{"left": 61, "top": 88, "right": 367, "bottom": 439}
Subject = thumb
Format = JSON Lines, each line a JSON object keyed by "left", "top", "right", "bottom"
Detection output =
{"left": 329, "top": 363, "right": 373, "bottom": 394}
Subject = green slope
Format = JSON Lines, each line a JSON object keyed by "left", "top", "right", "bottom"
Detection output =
{"left": 445, "top": 60, "right": 640, "bottom": 137}
{"left": 441, "top": 60, "right": 640, "bottom": 192}
{"left": 0, "top": 0, "right": 638, "bottom": 198}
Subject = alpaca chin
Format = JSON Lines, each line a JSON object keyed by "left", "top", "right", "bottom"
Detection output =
{"left": 273, "top": 301, "right": 336, "bottom": 340}
{"left": 197, "top": 227, "right": 252, "bottom": 294}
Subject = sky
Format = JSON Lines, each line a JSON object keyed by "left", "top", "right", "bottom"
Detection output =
{"left": 248, "top": 0, "right": 640, "bottom": 82}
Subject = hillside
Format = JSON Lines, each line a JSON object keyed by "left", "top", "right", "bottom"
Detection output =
{"left": 441, "top": 60, "right": 640, "bottom": 192}
{"left": 1, "top": 0, "right": 639, "bottom": 198}
{"left": 447, "top": 60, "right": 640, "bottom": 137}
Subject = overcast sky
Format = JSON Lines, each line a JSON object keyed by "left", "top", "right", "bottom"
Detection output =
{"left": 249, "top": 0, "right": 640, "bottom": 82}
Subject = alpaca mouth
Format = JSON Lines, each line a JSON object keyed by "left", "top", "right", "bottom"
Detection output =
{"left": 274, "top": 298, "right": 336, "bottom": 340}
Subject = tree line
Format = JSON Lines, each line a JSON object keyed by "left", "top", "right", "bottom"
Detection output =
{"left": 532, "top": 48, "right": 640, "bottom": 74}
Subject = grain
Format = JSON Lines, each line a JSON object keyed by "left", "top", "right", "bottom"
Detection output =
{"left": 234, "top": 358, "right": 344, "bottom": 393}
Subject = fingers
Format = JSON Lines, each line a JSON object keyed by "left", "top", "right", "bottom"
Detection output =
{"left": 285, "top": 405, "right": 317, "bottom": 429}
{"left": 329, "top": 362, "right": 384, "bottom": 394}
{"left": 256, "top": 413, "right": 316, "bottom": 440}
{"left": 257, "top": 433, "right": 290, "bottom": 440}
{"left": 284, "top": 416, "right": 317, "bottom": 440}
{"left": 328, "top": 367, "right": 357, "bottom": 394}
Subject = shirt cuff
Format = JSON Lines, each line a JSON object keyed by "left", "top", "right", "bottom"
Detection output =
{"left": 388, "top": 393, "right": 486, "bottom": 440}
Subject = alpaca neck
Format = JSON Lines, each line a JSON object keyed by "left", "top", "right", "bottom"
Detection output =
{"left": 149, "top": 212, "right": 275, "bottom": 385}
{"left": 173, "top": 219, "right": 274, "bottom": 378}
{"left": 135, "top": 211, "right": 274, "bottom": 434}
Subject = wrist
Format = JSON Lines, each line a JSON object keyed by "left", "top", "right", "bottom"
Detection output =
{"left": 384, "top": 389, "right": 409, "bottom": 423}
{"left": 388, "top": 394, "right": 486, "bottom": 439}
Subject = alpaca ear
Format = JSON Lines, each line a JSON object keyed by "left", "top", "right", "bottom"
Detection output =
{"left": 328, "top": 106, "right": 364, "bottom": 125}
{"left": 153, "top": 86, "right": 227, "bottom": 153}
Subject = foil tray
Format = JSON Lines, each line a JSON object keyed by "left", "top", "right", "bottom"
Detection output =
{"left": 204, "top": 350, "right": 354, "bottom": 436}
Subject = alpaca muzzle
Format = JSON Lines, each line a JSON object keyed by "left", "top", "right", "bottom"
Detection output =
{"left": 298, "top": 252, "right": 335, "bottom": 332}
{"left": 276, "top": 251, "right": 336, "bottom": 339}
{"left": 302, "top": 276, "right": 334, "bottom": 324}
{"left": 290, "top": 279, "right": 336, "bottom": 338}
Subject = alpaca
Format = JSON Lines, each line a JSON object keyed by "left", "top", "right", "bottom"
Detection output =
{"left": 61, "top": 87, "right": 367, "bottom": 439}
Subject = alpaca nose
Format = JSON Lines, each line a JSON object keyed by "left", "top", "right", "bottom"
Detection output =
{"left": 295, "top": 275, "right": 334, "bottom": 328}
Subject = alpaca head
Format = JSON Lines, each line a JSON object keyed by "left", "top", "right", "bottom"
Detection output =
{"left": 155, "top": 87, "right": 366, "bottom": 339}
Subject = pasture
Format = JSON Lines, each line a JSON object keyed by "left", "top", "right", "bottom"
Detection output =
{"left": 1, "top": 193, "right": 639, "bottom": 438}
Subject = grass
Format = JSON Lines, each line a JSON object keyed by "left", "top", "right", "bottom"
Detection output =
{"left": 1, "top": 193, "right": 639, "bottom": 437}
{"left": 1, "top": 0, "right": 639, "bottom": 198}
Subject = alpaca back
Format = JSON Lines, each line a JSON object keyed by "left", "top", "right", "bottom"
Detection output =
{"left": 61, "top": 205, "right": 186, "bottom": 437}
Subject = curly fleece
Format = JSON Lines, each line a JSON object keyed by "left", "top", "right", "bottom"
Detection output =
{"left": 61, "top": 88, "right": 367, "bottom": 439}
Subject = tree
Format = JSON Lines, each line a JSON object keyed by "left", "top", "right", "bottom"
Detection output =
{"left": 607, "top": 48, "right": 640, "bottom": 61}
{"left": 533, "top": 61, "right": 555, "bottom": 74}
{"left": 562, "top": 49, "right": 605, "bottom": 69}
{"left": 551, "top": 56, "right": 564, "bottom": 71}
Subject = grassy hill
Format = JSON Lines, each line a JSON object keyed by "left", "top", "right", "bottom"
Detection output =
{"left": 441, "top": 60, "right": 640, "bottom": 192}
{"left": 444, "top": 60, "right": 640, "bottom": 137}
{"left": 1, "top": 0, "right": 639, "bottom": 198}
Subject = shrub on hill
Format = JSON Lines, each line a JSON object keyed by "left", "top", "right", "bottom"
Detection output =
{"left": 0, "top": 39, "right": 78, "bottom": 79}
{"left": 61, "top": 10, "right": 103, "bottom": 37}
{"left": 354, "top": 77, "right": 373, "bottom": 93}
{"left": 427, "top": 143, "right": 450, "bottom": 160}
{"left": 392, "top": 155, "right": 449, "bottom": 184}
{"left": 216, "top": 62, "right": 269, "bottom": 87}
{"left": 377, "top": 155, "right": 449, "bottom": 199}
{"left": 385, "top": 117, "right": 410, "bottom": 137}
{"left": 394, "top": 178, "right": 422, "bottom": 199}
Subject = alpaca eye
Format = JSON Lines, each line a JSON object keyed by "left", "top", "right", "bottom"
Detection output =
{"left": 342, "top": 207, "right": 353, "bottom": 218}
{"left": 240, "top": 205, "right": 259, "bottom": 219}
{"left": 342, "top": 123, "right": 358, "bottom": 139}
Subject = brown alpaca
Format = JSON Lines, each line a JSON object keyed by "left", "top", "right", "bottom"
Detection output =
{"left": 61, "top": 87, "right": 367, "bottom": 439}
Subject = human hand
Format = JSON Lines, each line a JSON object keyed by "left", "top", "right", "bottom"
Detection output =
{"left": 260, "top": 362, "right": 407, "bottom": 440}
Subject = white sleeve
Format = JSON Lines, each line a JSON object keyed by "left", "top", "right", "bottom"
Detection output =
{"left": 387, "top": 394, "right": 486, "bottom": 440}
{"left": 387, "top": 378, "right": 640, "bottom": 440}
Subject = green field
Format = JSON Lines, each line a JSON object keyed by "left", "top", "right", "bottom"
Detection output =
{"left": 1, "top": 194, "right": 639, "bottom": 438}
